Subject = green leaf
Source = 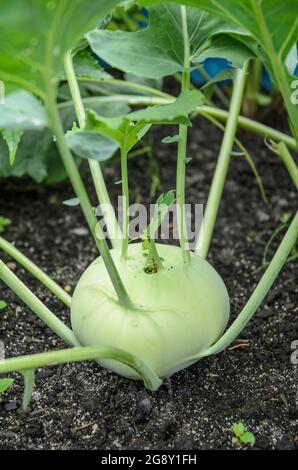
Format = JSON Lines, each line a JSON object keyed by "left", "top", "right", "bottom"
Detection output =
{"left": 127, "top": 90, "right": 204, "bottom": 124}
{"left": 241, "top": 431, "right": 256, "bottom": 446}
{"left": 0, "top": 90, "right": 47, "bottom": 130}
{"left": 87, "top": 3, "right": 250, "bottom": 79}
{"left": 0, "top": 0, "right": 122, "bottom": 97}
{"left": 1, "top": 129, "right": 23, "bottom": 165}
{"left": 0, "top": 216, "right": 11, "bottom": 233}
{"left": 65, "top": 129, "right": 119, "bottom": 162}
{"left": 0, "top": 300, "right": 8, "bottom": 310}
{"left": 62, "top": 197, "right": 80, "bottom": 207}
{"left": 0, "top": 378, "right": 13, "bottom": 394}
{"left": 0, "top": 128, "right": 66, "bottom": 184}
{"left": 162, "top": 135, "right": 180, "bottom": 144}
{"left": 195, "top": 35, "right": 253, "bottom": 68}
{"left": 85, "top": 91, "right": 203, "bottom": 151}
{"left": 85, "top": 109, "right": 151, "bottom": 152}
{"left": 232, "top": 422, "right": 245, "bottom": 437}
{"left": 145, "top": 0, "right": 298, "bottom": 137}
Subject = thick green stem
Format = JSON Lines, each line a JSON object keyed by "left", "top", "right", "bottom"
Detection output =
{"left": 0, "top": 259, "right": 79, "bottom": 347}
{"left": 0, "top": 236, "right": 71, "bottom": 308}
{"left": 121, "top": 138, "right": 129, "bottom": 260}
{"left": 0, "top": 346, "right": 162, "bottom": 392}
{"left": 64, "top": 53, "right": 121, "bottom": 248}
{"left": 202, "top": 210, "right": 298, "bottom": 356}
{"left": 45, "top": 86, "right": 133, "bottom": 309}
{"left": 196, "top": 63, "right": 249, "bottom": 257}
{"left": 176, "top": 6, "right": 191, "bottom": 261}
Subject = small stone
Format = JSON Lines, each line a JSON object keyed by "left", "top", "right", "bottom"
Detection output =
{"left": 136, "top": 398, "right": 152, "bottom": 415}
{"left": 256, "top": 309, "right": 274, "bottom": 319}
{"left": 7, "top": 262, "right": 17, "bottom": 270}
{"left": 70, "top": 227, "right": 89, "bottom": 236}
{"left": 64, "top": 285, "right": 72, "bottom": 293}
{"left": 4, "top": 401, "right": 18, "bottom": 411}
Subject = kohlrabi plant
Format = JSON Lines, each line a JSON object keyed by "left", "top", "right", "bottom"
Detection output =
{"left": 0, "top": 1, "right": 297, "bottom": 410}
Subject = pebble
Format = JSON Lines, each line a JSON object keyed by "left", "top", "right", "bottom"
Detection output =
{"left": 4, "top": 401, "right": 18, "bottom": 411}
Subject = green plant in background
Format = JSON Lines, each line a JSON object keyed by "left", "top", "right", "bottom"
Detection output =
{"left": 232, "top": 422, "right": 256, "bottom": 447}
{"left": 0, "top": 1, "right": 297, "bottom": 410}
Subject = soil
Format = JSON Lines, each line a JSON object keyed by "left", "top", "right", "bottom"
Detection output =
{"left": 0, "top": 110, "right": 297, "bottom": 450}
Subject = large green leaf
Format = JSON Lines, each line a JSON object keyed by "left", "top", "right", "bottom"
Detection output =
{"left": 84, "top": 89, "right": 204, "bottom": 154}
{"left": 87, "top": 3, "right": 252, "bottom": 79}
{"left": 144, "top": 0, "right": 298, "bottom": 137}
{"left": 0, "top": 0, "right": 121, "bottom": 98}
{"left": 0, "top": 90, "right": 47, "bottom": 130}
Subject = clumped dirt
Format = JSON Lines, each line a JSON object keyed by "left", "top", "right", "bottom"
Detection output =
{"left": 0, "top": 113, "right": 297, "bottom": 450}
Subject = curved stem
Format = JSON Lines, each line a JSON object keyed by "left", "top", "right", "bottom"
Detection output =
{"left": 201, "top": 210, "right": 298, "bottom": 356}
{"left": 201, "top": 112, "right": 267, "bottom": 203}
{"left": 196, "top": 63, "right": 249, "bottom": 257}
{"left": 77, "top": 76, "right": 170, "bottom": 99}
{"left": 0, "top": 236, "right": 71, "bottom": 308}
{"left": 46, "top": 85, "right": 133, "bottom": 309}
{"left": 0, "top": 259, "right": 79, "bottom": 347}
{"left": 269, "top": 141, "right": 298, "bottom": 190}
{"left": 64, "top": 53, "right": 121, "bottom": 248}
{"left": 0, "top": 346, "right": 162, "bottom": 392}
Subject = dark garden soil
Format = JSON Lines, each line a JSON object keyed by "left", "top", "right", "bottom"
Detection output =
{"left": 0, "top": 111, "right": 297, "bottom": 450}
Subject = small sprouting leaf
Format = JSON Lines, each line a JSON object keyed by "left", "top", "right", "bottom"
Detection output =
{"left": 240, "top": 431, "right": 256, "bottom": 446}
{"left": 185, "top": 157, "right": 192, "bottom": 164}
{"left": 0, "top": 378, "right": 13, "bottom": 394}
{"left": 142, "top": 238, "right": 151, "bottom": 251}
{"left": 115, "top": 180, "right": 122, "bottom": 185}
{"left": 145, "top": 190, "right": 175, "bottom": 239}
{"left": 0, "top": 216, "right": 11, "bottom": 233}
{"left": 1, "top": 129, "right": 23, "bottom": 165}
{"left": 0, "top": 300, "right": 7, "bottom": 310}
{"left": 85, "top": 109, "right": 150, "bottom": 152}
{"left": 63, "top": 197, "right": 80, "bottom": 207}
{"left": 162, "top": 135, "right": 179, "bottom": 144}
{"left": 232, "top": 422, "right": 245, "bottom": 438}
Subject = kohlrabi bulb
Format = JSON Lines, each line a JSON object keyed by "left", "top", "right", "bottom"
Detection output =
{"left": 71, "top": 243, "right": 230, "bottom": 380}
